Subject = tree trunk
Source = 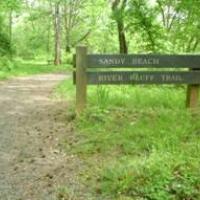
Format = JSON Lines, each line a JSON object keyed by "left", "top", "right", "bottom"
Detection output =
{"left": 117, "top": 21, "right": 128, "bottom": 54}
{"left": 112, "top": 0, "right": 128, "bottom": 54}
{"left": 64, "top": 4, "right": 70, "bottom": 53}
{"left": 9, "top": 10, "right": 13, "bottom": 59}
{"left": 54, "top": 2, "right": 61, "bottom": 65}
{"left": 46, "top": 19, "right": 51, "bottom": 60}
{"left": 65, "top": 29, "right": 71, "bottom": 53}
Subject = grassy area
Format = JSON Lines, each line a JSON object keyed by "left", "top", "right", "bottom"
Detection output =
{"left": 55, "top": 78, "right": 200, "bottom": 200}
{"left": 0, "top": 60, "right": 71, "bottom": 80}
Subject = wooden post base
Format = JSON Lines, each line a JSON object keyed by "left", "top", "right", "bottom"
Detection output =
{"left": 186, "top": 85, "right": 199, "bottom": 109}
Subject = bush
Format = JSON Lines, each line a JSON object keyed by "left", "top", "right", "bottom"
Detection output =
{"left": 0, "top": 32, "right": 11, "bottom": 56}
{"left": 63, "top": 53, "right": 73, "bottom": 64}
{"left": 0, "top": 56, "right": 15, "bottom": 71}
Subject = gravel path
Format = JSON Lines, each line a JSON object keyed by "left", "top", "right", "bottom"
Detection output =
{"left": 0, "top": 74, "right": 83, "bottom": 200}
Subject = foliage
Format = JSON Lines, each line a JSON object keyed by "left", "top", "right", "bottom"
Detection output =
{"left": 0, "top": 32, "right": 11, "bottom": 56}
{"left": 1, "top": 0, "right": 199, "bottom": 62}
{"left": 0, "top": 60, "right": 69, "bottom": 80}
{"left": 0, "top": 15, "right": 11, "bottom": 56}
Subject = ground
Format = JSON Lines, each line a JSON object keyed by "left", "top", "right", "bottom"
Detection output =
{"left": 1, "top": 72, "right": 199, "bottom": 200}
{"left": 0, "top": 74, "right": 84, "bottom": 200}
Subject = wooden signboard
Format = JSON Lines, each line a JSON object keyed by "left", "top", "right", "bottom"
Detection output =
{"left": 87, "top": 71, "right": 200, "bottom": 85}
{"left": 74, "top": 46, "right": 200, "bottom": 114}
{"left": 87, "top": 54, "right": 200, "bottom": 68}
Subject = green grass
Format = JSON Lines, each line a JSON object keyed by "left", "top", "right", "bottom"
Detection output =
{"left": 55, "top": 78, "right": 200, "bottom": 200}
{"left": 54, "top": 79, "right": 75, "bottom": 100}
{"left": 0, "top": 60, "right": 71, "bottom": 80}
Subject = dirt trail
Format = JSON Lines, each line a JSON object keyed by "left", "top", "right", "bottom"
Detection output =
{"left": 0, "top": 74, "right": 83, "bottom": 200}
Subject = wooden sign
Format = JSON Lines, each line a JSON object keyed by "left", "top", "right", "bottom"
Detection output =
{"left": 74, "top": 46, "right": 200, "bottom": 114}
{"left": 87, "top": 71, "right": 200, "bottom": 85}
{"left": 87, "top": 54, "right": 200, "bottom": 68}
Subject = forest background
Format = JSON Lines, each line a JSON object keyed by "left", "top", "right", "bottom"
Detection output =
{"left": 0, "top": 0, "right": 199, "bottom": 69}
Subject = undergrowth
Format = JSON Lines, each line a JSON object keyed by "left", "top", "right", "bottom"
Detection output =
{"left": 0, "top": 59, "right": 70, "bottom": 80}
{"left": 55, "top": 78, "right": 200, "bottom": 200}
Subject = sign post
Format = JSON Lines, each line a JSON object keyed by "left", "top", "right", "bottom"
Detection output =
{"left": 186, "top": 68, "right": 199, "bottom": 109}
{"left": 186, "top": 85, "right": 199, "bottom": 109}
{"left": 76, "top": 46, "right": 87, "bottom": 115}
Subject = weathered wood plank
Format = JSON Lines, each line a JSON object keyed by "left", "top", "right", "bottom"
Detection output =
{"left": 73, "top": 54, "right": 76, "bottom": 84}
{"left": 87, "top": 71, "right": 200, "bottom": 85}
{"left": 76, "top": 46, "right": 87, "bottom": 114}
{"left": 87, "top": 54, "right": 200, "bottom": 68}
{"left": 186, "top": 69, "right": 200, "bottom": 109}
{"left": 186, "top": 85, "right": 199, "bottom": 109}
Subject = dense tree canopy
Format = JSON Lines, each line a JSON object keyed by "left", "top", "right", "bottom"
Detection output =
{"left": 0, "top": 0, "right": 199, "bottom": 62}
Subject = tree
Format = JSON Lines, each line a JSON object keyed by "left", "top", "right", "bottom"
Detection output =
{"left": 63, "top": 0, "right": 102, "bottom": 53}
{"left": 0, "top": 19, "right": 11, "bottom": 56}
{"left": 156, "top": 0, "right": 200, "bottom": 53}
{"left": 0, "top": 0, "right": 21, "bottom": 57}
{"left": 54, "top": 1, "right": 62, "bottom": 65}
{"left": 111, "top": 0, "right": 128, "bottom": 54}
